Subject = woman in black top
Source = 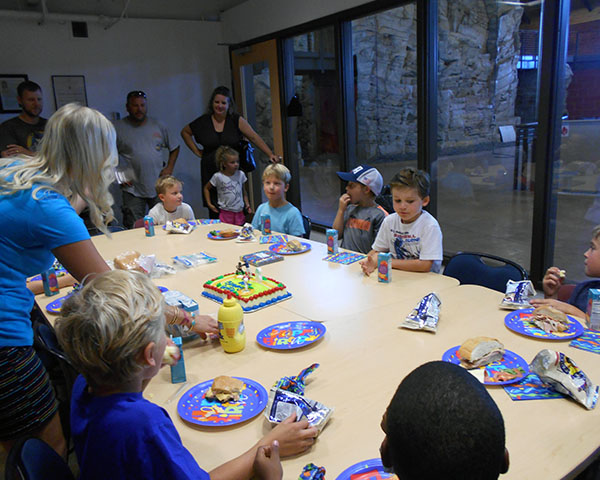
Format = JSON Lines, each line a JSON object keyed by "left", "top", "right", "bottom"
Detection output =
{"left": 181, "top": 86, "right": 280, "bottom": 218}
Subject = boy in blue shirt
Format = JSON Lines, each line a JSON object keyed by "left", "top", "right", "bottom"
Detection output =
{"left": 531, "top": 225, "right": 600, "bottom": 319}
{"left": 56, "top": 270, "right": 316, "bottom": 480}
{"left": 380, "top": 361, "right": 509, "bottom": 480}
{"left": 333, "top": 164, "right": 388, "bottom": 254}
{"left": 252, "top": 164, "right": 305, "bottom": 237}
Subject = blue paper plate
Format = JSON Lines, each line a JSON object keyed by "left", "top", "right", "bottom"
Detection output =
{"left": 504, "top": 308, "right": 584, "bottom": 340}
{"left": 177, "top": 377, "right": 268, "bottom": 426}
{"left": 336, "top": 458, "right": 396, "bottom": 480}
{"left": 207, "top": 230, "right": 239, "bottom": 240}
{"left": 256, "top": 321, "right": 326, "bottom": 350}
{"left": 269, "top": 242, "right": 311, "bottom": 255}
{"left": 442, "top": 346, "right": 529, "bottom": 385}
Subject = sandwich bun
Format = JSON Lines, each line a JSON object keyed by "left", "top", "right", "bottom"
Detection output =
{"left": 531, "top": 305, "right": 569, "bottom": 333}
{"left": 205, "top": 375, "right": 245, "bottom": 402}
{"left": 457, "top": 336, "right": 505, "bottom": 369}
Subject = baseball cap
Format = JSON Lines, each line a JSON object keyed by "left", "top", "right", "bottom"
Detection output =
{"left": 336, "top": 164, "right": 383, "bottom": 196}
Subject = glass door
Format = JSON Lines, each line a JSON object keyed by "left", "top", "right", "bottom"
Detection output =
{"left": 231, "top": 39, "right": 283, "bottom": 210}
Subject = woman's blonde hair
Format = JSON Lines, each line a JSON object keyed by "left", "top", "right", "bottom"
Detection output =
{"left": 215, "top": 145, "right": 239, "bottom": 171}
{"left": 55, "top": 270, "right": 165, "bottom": 389}
{"left": 262, "top": 163, "right": 291, "bottom": 184}
{"left": 0, "top": 103, "right": 117, "bottom": 234}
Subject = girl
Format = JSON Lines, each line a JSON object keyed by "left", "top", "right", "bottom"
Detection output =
{"left": 204, "top": 145, "right": 252, "bottom": 225}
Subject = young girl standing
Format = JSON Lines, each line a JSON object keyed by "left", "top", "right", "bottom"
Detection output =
{"left": 204, "top": 146, "right": 252, "bottom": 225}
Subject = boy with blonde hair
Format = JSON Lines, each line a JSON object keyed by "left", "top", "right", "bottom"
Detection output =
{"left": 147, "top": 175, "right": 195, "bottom": 225}
{"left": 333, "top": 164, "right": 387, "bottom": 254}
{"left": 360, "top": 167, "right": 442, "bottom": 274}
{"left": 531, "top": 224, "right": 600, "bottom": 319}
{"left": 56, "top": 269, "right": 316, "bottom": 480}
{"left": 251, "top": 163, "right": 305, "bottom": 236}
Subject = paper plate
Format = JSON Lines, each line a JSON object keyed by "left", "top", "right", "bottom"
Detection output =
{"left": 442, "top": 346, "right": 529, "bottom": 385}
{"left": 336, "top": 458, "right": 396, "bottom": 480}
{"left": 256, "top": 321, "right": 326, "bottom": 350}
{"left": 162, "top": 220, "right": 197, "bottom": 230}
{"left": 207, "top": 230, "right": 239, "bottom": 240}
{"left": 269, "top": 242, "right": 311, "bottom": 255}
{"left": 504, "top": 308, "right": 584, "bottom": 340}
{"left": 177, "top": 377, "right": 268, "bottom": 426}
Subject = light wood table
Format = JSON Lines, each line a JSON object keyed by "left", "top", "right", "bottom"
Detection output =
{"left": 36, "top": 226, "right": 599, "bottom": 479}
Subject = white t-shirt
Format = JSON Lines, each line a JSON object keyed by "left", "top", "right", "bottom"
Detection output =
{"left": 209, "top": 170, "right": 247, "bottom": 212}
{"left": 147, "top": 202, "right": 195, "bottom": 225}
{"left": 371, "top": 210, "right": 443, "bottom": 273}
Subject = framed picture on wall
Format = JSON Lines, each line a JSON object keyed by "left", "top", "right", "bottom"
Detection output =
{"left": 52, "top": 75, "right": 88, "bottom": 109}
{"left": 0, "top": 74, "right": 28, "bottom": 113}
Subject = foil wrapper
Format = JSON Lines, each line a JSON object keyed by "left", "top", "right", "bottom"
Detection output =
{"left": 530, "top": 349, "right": 599, "bottom": 410}
{"left": 165, "top": 220, "right": 194, "bottom": 234}
{"left": 401, "top": 292, "right": 441, "bottom": 333}
{"left": 500, "top": 280, "right": 536, "bottom": 310}
{"left": 266, "top": 388, "right": 333, "bottom": 432}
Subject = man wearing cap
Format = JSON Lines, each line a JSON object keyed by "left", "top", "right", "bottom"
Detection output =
{"left": 333, "top": 164, "right": 388, "bottom": 254}
{"left": 0, "top": 81, "right": 46, "bottom": 157}
{"left": 114, "top": 91, "right": 180, "bottom": 228}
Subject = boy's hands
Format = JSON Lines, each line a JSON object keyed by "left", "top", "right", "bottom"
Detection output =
{"left": 253, "top": 441, "right": 283, "bottom": 480}
{"left": 338, "top": 193, "right": 352, "bottom": 212}
{"left": 260, "top": 413, "right": 318, "bottom": 457}
{"left": 542, "top": 266, "right": 565, "bottom": 298}
{"left": 360, "top": 255, "right": 377, "bottom": 276}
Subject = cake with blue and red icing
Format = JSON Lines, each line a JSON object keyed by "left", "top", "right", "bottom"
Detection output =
{"left": 202, "top": 272, "right": 291, "bottom": 312}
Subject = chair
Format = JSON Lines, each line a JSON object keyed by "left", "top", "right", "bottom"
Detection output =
{"left": 302, "top": 215, "right": 312, "bottom": 239}
{"left": 443, "top": 252, "right": 528, "bottom": 293}
{"left": 557, "top": 283, "right": 576, "bottom": 302}
{"left": 5, "top": 437, "right": 75, "bottom": 480}
{"left": 133, "top": 218, "right": 145, "bottom": 229}
{"left": 375, "top": 184, "right": 394, "bottom": 214}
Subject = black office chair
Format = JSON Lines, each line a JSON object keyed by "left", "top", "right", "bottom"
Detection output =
{"left": 5, "top": 437, "right": 75, "bottom": 480}
{"left": 302, "top": 215, "right": 312, "bottom": 239}
{"left": 375, "top": 185, "right": 394, "bottom": 214}
{"left": 443, "top": 252, "right": 528, "bottom": 293}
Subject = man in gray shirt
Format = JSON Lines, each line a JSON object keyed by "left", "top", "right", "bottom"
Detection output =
{"left": 115, "top": 90, "right": 180, "bottom": 228}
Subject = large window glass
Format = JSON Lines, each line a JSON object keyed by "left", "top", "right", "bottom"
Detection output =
{"left": 436, "top": 2, "right": 537, "bottom": 270}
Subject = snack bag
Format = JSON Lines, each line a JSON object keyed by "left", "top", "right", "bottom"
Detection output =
{"left": 173, "top": 252, "right": 217, "bottom": 268}
{"left": 113, "top": 251, "right": 155, "bottom": 275}
{"left": 299, "top": 463, "right": 326, "bottom": 480}
{"left": 530, "top": 349, "right": 599, "bottom": 410}
{"left": 274, "top": 363, "right": 320, "bottom": 395}
{"left": 165, "top": 220, "right": 193, "bottom": 234}
{"left": 500, "top": 280, "right": 536, "bottom": 310}
{"left": 266, "top": 388, "right": 333, "bottom": 432}
{"left": 401, "top": 292, "right": 441, "bottom": 333}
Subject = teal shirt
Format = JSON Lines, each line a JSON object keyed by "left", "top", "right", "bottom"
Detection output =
{"left": 252, "top": 202, "right": 305, "bottom": 236}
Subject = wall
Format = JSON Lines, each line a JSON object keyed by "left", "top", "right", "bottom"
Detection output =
{"left": 0, "top": 14, "right": 230, "bottom": 221}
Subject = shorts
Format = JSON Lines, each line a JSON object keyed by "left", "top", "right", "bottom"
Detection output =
{"left": 219, "top": 209, "right": 246, "bottom": 226}
{"left": 0, "top": 346, "right": 58, "bottom": 441}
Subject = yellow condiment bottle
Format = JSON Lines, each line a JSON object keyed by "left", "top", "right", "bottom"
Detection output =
{"left": 218, "top": 294, "right": 246, "bottom": 353}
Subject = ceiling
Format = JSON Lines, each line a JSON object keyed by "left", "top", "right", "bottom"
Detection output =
{"left": 0, "top": 0, "right": 249, "bottom": 21}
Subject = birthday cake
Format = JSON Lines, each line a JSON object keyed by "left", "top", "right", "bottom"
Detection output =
{"left": 202, "top": 272, "right": 291, "bottom": 312}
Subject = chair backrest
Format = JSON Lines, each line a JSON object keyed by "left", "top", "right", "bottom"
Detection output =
{"left": 443, "top": 252, "right": 528, "bottom": 292}
{"left": 133, "top": 218, "right": 145, "bottom": 229}
{"left": 302, "top": 215, "right": 311, "bottom": 239}
{"left": 5, "top": 437, "right": 75, "bottom": 480}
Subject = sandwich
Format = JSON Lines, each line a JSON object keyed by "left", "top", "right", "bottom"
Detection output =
{"left": 457, "top": 336, "right": 505, "bottom": 369}
{"left": 219, "top": 229, "right": 239, "bottom": 238}
{"left": 205, "top": 376, "right": 245, "bottom": 402}
{"left": 287, "top": 239, "right": 303, "bottom": 252}
{"left": 173, "top": 217, "right": 189, "bottom": 225}
{"left": 530, "top": 306, "right": 569, "bottom": 333}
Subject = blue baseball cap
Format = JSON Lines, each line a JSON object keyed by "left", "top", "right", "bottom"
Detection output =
{"left": 336, "top": 164, "right": 383, "bottom": 196}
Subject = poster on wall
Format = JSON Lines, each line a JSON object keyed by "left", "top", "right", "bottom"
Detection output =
{"left": 0, "top": 74, "right": 28, "bottom": 112}
{"left": 52, "top": 75, "right": 88, "bottom": 109}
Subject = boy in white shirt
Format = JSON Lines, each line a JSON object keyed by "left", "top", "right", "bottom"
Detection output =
{"left": 147, "top": 175, "right": 195, "bottom": 225}
{"left": 360, "top": 167, "right": 443, "bottom": 274}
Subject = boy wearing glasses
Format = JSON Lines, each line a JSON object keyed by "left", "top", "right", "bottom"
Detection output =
{"left": 114, "top": 90, "right": 180, "bottom": 229}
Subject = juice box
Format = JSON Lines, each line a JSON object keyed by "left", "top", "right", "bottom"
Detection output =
{"left": 170, "top": 336, "right": 186, "bottom": 383}
{"left": 41, "top": 267, "right": 60, "bottom": 296}
{"left": 587, "top": 288, "right": 600, "bottom": 331}
{"left": 262, "top": 214, "right": 271, "bottom": 235}
{"left": 326, "top": 229, "right": 338, "bottom": 255}
{"left": 144, "top": 215, "right": 155, "bottom": 237}
{"left": 377, "top": 252, "right": 392, "bottom": 283}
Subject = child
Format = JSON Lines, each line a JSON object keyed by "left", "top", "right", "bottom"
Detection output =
{"left": 204, "top": 146, "right": 251, "bottom": 226}
{"left": 360, "top": 167, "right": 442, "bottom": 275}
{"left": 55, "top": 270, "right": 317, "bottom": 480}
{"left": 332, "top": 164, "right": 387, "bottom": 254}
{"left": 530, "top": 225, "right": 600, "bottom": 319}
{"left": 251, "top": 164, "right": 305, "bottom": 236}
{"left": 380, "top": 361, "right": 509, "bottom": 480}
{"left": 147, "top": 175, "right": 195, "bottom": 225}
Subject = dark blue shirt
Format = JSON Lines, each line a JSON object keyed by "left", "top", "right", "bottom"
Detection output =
{"left": 568, "top": 279, "right": 600, "bottom": 313}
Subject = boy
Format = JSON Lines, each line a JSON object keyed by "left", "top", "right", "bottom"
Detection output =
{"left": 147, "top": 175, "right": 195, "bottom": 225}
{"left": 55, "top": 270, "right": 316, "bottom": 480}
{"left": 251, "top": 164, "right": 305, "bottom": 236}
{"left": 360, "top": 167, "right": 442, "bottom": 275}
{"left": 530, "top": 225, "right": 600, "bottom": 319}
{"left": 380, "top": 361, "right": 509, "bottom": 480}
{"left": 332, "top": 164, "right": 388, "bottom": 254}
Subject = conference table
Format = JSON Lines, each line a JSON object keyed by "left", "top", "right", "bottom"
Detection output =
{"left": 36, "top": 223, "right": 600, "bottom": 479}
